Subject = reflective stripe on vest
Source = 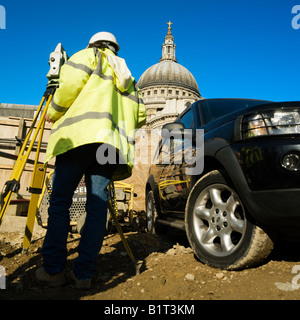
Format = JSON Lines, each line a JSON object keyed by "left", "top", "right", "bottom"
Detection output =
{"left": 50, "top": 111, "right": 136, "bottom": 146}
{"left": 66, "top": 60, "right": 94, "bottom": 76}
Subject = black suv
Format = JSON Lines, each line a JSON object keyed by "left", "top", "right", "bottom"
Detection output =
{"left": 145, "top": 98, "right": 300, "bottom": 270}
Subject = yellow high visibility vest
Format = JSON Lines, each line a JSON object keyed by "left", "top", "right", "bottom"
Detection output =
{"left": 45, "top": 47, "right": 146, "bottom": 180}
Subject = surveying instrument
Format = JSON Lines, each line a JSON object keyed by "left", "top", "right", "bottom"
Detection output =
{"left": 0, "top": 44, "right": 140, "bottom": 274}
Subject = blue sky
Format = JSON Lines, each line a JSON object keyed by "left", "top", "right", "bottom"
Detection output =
{"left": 0, "top": 0, "right": 299, "bottom": 105}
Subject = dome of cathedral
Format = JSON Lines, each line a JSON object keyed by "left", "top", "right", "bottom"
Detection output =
{"left": 137, "top": 60, "right": 200, "bottom": 95}
{"left": 136, "top": 22, "right": 202, "bottom": 129}
{"left": 137, "top": 21, "right": 200, "bottom": 96}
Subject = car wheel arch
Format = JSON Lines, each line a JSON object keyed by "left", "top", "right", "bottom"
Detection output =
{"left": 145, "top": 176, "right": 162, "bottom": 216}
{"left": 191, "top": 155, "right": 227, "bottom": 189}
{"left": 190, "top": 152, "right": 259, "bottom": 227}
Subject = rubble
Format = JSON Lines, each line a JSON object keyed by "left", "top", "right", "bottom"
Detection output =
{"left": 0, "top": 225, "right": 300, "bottom": 300}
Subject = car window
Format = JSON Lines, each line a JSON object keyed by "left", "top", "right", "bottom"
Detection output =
{"left": 179, "top": 109, "right": 193, "bottom": 129}
{"left": 158, "top": 130, "right": 185, "bottom": 165}
{"left": 161, "top": 137, "right": 171, "bottom": 164}
{"left": 199, "top": 99, "right": 272, "bottom": 125}
{"left": 157, "top": 108, "right": 193, "bottom": 165}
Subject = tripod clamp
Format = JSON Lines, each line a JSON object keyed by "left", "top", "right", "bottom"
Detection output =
{"left": 0, "top": 179, "right": 20, "bottom": 207}
{"left": 43, "top": 81, "right": 58, "bottom": 99}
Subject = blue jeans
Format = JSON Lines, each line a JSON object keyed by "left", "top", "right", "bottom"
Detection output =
{"left": 42, "top": 144, "right": 113, "bottom": 280}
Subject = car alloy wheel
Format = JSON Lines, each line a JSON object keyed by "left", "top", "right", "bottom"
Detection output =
{"left": 192, "top": 183, "right": 246, "bottom": 257}
{"left": 146, "top": 191, "right": 155, "bottom": 233}
{"left": 185, "top": 170, "right": 274, "bottom": 270}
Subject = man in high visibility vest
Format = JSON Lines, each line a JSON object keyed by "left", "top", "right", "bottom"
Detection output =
{"left": 36, "top": 32, "right": 146, "bottom": 289}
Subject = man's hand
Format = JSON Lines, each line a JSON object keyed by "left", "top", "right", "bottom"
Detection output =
{"left": 45, "top": 114, "right": 54, "bottom": 123}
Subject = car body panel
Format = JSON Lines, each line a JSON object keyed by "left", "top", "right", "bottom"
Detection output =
{"left": 146, "top": 98, "right": 300, "bottom": 240}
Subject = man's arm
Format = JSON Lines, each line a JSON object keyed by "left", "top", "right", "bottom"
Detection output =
{"left": 47, "top": 49, "right": 96, "bottom": 122}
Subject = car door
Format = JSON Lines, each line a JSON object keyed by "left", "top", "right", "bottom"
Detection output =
{"left": 157, "top": 108, "right": 194, "bottom": 215}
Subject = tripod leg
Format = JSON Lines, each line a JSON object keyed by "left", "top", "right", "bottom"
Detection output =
{"left": 0, "top": 96, "right": 48, "bottom": 226}
{"left": 22, "top": 163, "right": 46, "bottom": 253}
{"left": 108, "top": 183, "right": 141, "bottom": 275}
{"left": 0, "top": 191, "right": 13, "bottom": 224}
{"left": 22, "top": 98, "right": 51, "bottom": 252}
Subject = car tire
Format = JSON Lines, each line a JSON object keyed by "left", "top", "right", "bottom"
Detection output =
{"left": 185, "top": 170, "right": 274, "bottom": 270}
{"left": 146, "top": 190, "right": 167, "bottom": 234}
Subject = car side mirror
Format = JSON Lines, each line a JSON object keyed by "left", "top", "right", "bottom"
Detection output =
{"left": 161, "top": 123, "right": 185, "bottom": 138}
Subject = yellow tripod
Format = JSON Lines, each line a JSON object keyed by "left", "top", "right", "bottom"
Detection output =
{"left": 0, "top": 89, "right": 55, "bottom": 252}
{"left": 0, "top": 42, "right": 65, "bottom": 250}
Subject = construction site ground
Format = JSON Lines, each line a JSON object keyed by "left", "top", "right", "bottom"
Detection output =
{"left": 1, "top": 165, "right": 300, "bottom": 302}
{"left": 1, "top": 215, "right": 300, "bottom": 301}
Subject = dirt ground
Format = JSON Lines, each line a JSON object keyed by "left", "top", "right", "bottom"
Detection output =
{"left": 1, "top": 212, "right": 300, "bottom": 301}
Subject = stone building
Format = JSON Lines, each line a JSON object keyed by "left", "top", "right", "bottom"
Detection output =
{"left": 137, "top": 22, "right": 202, "bottom": 130}
{"left": 0, "top": 103, "right": 38, "bottom": 119}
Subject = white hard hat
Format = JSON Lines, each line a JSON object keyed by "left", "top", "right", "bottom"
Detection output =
{"left": 88, "top": 32, "right": 120, "bottom": 52}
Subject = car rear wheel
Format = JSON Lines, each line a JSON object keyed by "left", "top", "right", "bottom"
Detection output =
{"left": 146, "top": 190, "right": 167, "bottom": 234}
{"left": 185, "top": 170, "right": 274, "bottom": 270}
